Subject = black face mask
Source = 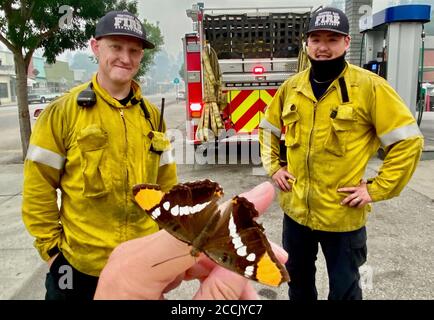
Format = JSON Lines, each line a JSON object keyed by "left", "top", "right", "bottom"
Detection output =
{"left": 309, "top": 53, "right": 346, "bottom": 82}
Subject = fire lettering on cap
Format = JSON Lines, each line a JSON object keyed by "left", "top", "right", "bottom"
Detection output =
{"left": 113, "top": 15, "right": 143, "bottom": 35}
{"left": 315, "top": 12, "right": 340, "bottom": 27}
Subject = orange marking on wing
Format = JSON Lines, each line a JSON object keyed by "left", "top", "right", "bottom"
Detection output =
{"left": 256, "top": 252, "right": 288, "bottom": 287}
{"left": 135, "top": 189, "right": 164, "bottom": 211}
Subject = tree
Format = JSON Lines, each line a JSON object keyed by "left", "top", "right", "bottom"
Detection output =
{"left": 0, "top": 0, "right": 137, "bottom": 159}
{"left": 179, "top": 62, "right": 186, "bottom": 83}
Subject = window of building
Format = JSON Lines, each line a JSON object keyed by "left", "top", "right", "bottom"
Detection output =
{"left": 0, "top": 83, "right": 8, "bottom": 98}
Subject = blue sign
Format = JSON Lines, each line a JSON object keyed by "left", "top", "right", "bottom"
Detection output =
{"left": 173, "top": 78, "right": 180, "bottom": 84}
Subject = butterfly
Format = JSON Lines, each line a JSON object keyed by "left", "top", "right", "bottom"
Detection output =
{"left": 132, "top": 179, "right": 289, "bottom": 287}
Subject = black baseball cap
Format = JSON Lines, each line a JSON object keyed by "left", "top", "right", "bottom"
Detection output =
{"left": 307, "top": 7, "right": 349, "bottom": 36}
{"left": 95, "top": 11, "right": 155, "bottom": 49}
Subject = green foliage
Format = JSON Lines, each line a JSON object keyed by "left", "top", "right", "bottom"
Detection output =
{"left": 179, "top": 62, "right": 186, "bottom": 82}
{"left": 136, "top": 19, "right": 164, "bottom": 79}
{"left": 0, "top": 0, "right": 138, "bottom": 65}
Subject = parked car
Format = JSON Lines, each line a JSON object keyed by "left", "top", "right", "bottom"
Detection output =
{"left": 28, "top": 90, "right": 62, "bottom": 104}
{"left": 176, "top": 90, "right": 185, "bottom": 101}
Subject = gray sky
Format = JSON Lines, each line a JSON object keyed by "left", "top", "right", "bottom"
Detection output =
{"left": 137, "top": 0, "right": 392, "bottom": 58}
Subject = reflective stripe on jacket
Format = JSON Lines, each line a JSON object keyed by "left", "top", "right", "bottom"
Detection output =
{"left": 259, "top": 62, "right": 423, "bottom": 232}
{"left": 22, "top": 74, "right": 177, "bottom": 276}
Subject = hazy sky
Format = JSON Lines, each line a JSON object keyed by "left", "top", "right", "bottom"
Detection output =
{"left": 137, "top": 0, "right": 392, "bottom": 58}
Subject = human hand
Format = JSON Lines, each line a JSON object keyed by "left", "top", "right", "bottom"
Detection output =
{"left": 338, "top": 180, "right": 373, "bottom": 208}
{"left": 94, "top": 182, "right": 288, "bottom": 300}
{"left": 47, "top": 253, "right": 59, "bottom": 268}
{"left": 272, "top": 166, "right": 296, "bottom": 192}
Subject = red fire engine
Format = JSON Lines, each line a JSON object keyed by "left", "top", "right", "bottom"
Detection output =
{"left": 183, "top": 3, "right": 311, "bottom": 145}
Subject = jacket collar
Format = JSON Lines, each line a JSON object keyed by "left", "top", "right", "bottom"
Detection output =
{"left": 91, "top": 73, "right": 143, "bottom": 108}
{"left": 293, "top": 61, "right": 357, "bottom": 104}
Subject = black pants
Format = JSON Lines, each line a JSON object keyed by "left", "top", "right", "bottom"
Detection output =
{"left": 45, "top": 252, "right": 99, "bottom": 300}
{"left": 282, "top": 215, "right": 367, "bottom": 301}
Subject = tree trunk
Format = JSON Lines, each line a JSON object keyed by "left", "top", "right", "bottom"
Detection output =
{"left": 14, "top": 53, "right": 32, "bottom": 161}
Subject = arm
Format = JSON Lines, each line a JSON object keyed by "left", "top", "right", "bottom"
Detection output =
{"left": 259, "top": 85, "right": 295, "bottom": 191}
{"left": 156, "top": 119, "right": 178, "bottom": 193}
{"left": 22, "top": 103, "right": 66, "bottom": 261}
{"left": 259, "top": 85, "right": 285, "bottom": 177}
{"left": 367, "top": 80, "right": 424, "bottom": 202}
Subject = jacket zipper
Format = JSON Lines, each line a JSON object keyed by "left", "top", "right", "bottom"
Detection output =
{"left": 304, "top": 86, "right": 336, "bottom": 226}
{"left": 305, "top": 102, "right": 317, "bottom": 226}
{"left": 119, "top": 108, "right": 129, "bottom": 240}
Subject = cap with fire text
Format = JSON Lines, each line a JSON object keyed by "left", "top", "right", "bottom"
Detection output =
{"left": 95, "top": 10, "right": 155, "bottom": 49}
{"left": 307, "top": 7, "right": 349, "bottom": 36}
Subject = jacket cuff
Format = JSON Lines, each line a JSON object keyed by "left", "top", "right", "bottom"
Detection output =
{"left": 36, "top": 240, "right": 60, "bottom": 261}
{"left": 268, "top": 163, "right": 282, "bottom": 177}
{"left": 366, "top": 181, "right": 386, "bottom": 202}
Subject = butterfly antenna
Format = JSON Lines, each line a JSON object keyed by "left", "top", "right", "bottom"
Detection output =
{"left": 151, "top": 253, "right": 191, "bottom": 268}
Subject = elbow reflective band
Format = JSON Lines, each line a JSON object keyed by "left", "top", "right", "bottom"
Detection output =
{"left": 26, "top": 144, "right": 65, "bottom": 170}
{"left": 159, "top": 148, "right": 175, "bottom": 167}
{"left": 379, "top": 123, "right": 422, "bottom": 146}
{"left": 259, "top": 119, "right": 281, "bottom": 138}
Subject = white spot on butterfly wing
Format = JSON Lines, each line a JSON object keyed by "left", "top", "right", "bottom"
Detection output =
{"left": 236, "top": 246, "right": 247, "bottom": 257}
{"left": 244, "top": 266, "right": 254, "bottom": 277}
{"left": 180, "top": 206, "right": 189, "bottom": 216}
{"left": 163, "top": 201, "right": 170, "bottom": 211}
{"left": 228, "top": 214, "right": 237, "bottom": 236}
{"left": 191, "top": 204, "right": 198, "bottom": 213}
{"left": 170, "top": 205, "right": 179, "bottom": 216}
{"left": 246, "top": 253, "right": 256, "bottom": 262}
{"left": 232, "top": 237, "right": 243, "bottom": 249}
{"left": 151, "top": 207, "right": 161, "bottom": 219}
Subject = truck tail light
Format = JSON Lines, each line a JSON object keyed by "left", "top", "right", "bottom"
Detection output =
{"left": 253, "top": 66, "right": 265, "bottom": 75}
{"left": 190, "top": 103, "right": 202, "bottom": 118}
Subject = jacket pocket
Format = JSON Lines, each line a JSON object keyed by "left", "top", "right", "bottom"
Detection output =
{"left": 324, "top": 105, "right": 357, "bottom": 157}
{"left": 282, "top": 104, "right": 300, "bottom": 148}
{"left": 77, "top": 125, "right": 111, "bottom": 198}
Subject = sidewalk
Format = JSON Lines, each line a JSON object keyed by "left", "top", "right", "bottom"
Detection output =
{"left": 1, "top": 114, "right": 433, "bottom": 300}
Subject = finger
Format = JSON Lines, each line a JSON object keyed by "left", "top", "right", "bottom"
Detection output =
{"left": 338, "top": 187, "right": 357, "bottom": 193}
{"left": 270, "top": 241, "right": 289, "bottom": 264}
{"left": 240, "top": 282, "right": 259, "bottom": 300}
{"left": 274, "top": 178, "right": 286, "bottom": 192}
{"left": 240, "top": 181, "right": 275, "bottom": 213}
{"left": 193, "top": 266, "right": 249, "bottom": 299}
{"left": 184, "top": 255, "right": 214, "bottom": 282}
{"left": 285, "top": 173, "right": 296, "bottom": 181}
{"left": 356, "top": 200, "right": 366, "bottom": 209}
{"left": 281, "top": 177, "right": 292, "bottom": 192}
{"left": 348, "top": 196, "right": 362, "bottom": 207}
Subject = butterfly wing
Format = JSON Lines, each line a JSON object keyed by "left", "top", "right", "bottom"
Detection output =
{"left": 203, "top": 196, "right": 289, "bottom": 287}
{"left": 135, "top": 179, "right": 224, "bottom": 246}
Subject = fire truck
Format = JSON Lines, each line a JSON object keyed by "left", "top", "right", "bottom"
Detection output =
{"left": 183, "top": 3, "right": 312, "bottom": 145}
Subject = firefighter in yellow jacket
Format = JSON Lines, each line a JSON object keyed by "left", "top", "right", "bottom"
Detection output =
{"left": 22, "top": 11, "right": 177, "bottom": 300}
{"left": 259, "top": 7, "right": 423, "bottom": 300}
